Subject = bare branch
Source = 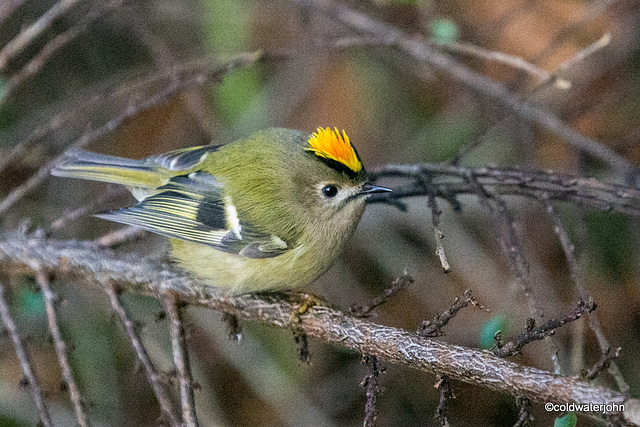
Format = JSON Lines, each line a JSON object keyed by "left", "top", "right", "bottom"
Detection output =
{"left": 350, "top": 274, "right": 413, "bottom": 317}
{"left": 435, "top": 41, "right": 570, "bottom": 89}
{"left": 555, "top": 32, "right": 611, "bottom": 76}
{"left": 0, "top": 0, "right": 124, "bottom": 106}
{"left": 104, "top": 284, "right": 181, "bottom": 427}
{"left": 494, "top": 300, "right": 595, "bottom": 358}
{"left": 94, "top": 226, "right": 147, "bottom": 248}
{"left": 418, "top": 290, "right": 482, "bottom": 338}
{"left": 369, "top": 164, "right": 640, "bottom": 217}
{"left": 0, "top": 233, "right": 632, "bottom": 423}
{"left": 583, "top": 347, "right": 622, "bottom": 383}
{"left": 35, "top": 269, "right": 88, "bottom": 427}
{"left": 164, "top": 293, "right": 199, "bottom": 427}
{"left": 48, "top": 186, "right": 126, "bottom": 232}
{"left": 464, "top": 173, "right": 546, "bottom": 317}
{"left": 0, "top": 0, "right": 83, "bottom": 74}
{"left": 421, "top": 175, "right": 451, "bottom": 273}
{"left": 0, "top": 283, "right": 53, "bottom": 427}
{"left": 434, "top": 374, "right": 453, "bottom": 427}
{"left": 362, "top": 354, "right": 382, "bottom": 427}
{"left": 513, "top": 396, "right": 533, "bottom": 427}
{"left": 543, "top": 198, "right": 630, "bottom": 394}
{"left": 0, "top": 51, "right": 264, "bottom": 215}
{"left": 312, "top": 0, "right": 639, "bottom": 180}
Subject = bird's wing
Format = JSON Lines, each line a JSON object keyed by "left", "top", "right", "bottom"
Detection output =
{"left": 147, "top": 145, "right": 220, "bottom": 171}
{"left": 95, "top": 171, "right": 289, "bottom": 258}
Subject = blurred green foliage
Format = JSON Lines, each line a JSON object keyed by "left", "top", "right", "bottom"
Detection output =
{"left": 554, "top": 412, "right": 578, "bottom": 427}
{"left": 480, "top": 314, "right": 507, "bottom": 349}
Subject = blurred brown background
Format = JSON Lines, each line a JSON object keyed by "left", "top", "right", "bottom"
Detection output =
{"left": 1, "top": 0, "right": 639, "bottom": 426}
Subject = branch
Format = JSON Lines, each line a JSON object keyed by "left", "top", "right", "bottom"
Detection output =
{"left": 493, "top": 300, "right": 596, "bottom": 358}
{"left": 104, "top": 284, "right": 182, "bottom": 427}
{"left": 0, "top": 0, "right": 83, "bottom": 74}
{"left": 0, "top": 283, "right": 53, "bottom": 427}
{"left": 0, "top": 0, "right": 124, "bottom": 107}
{"left": 164, "top": 293, "right": 198, "bottom": 427}
{"left": 361, "top": 355, "right": 382, "bottom": 427}
{"left": 368, "top": 164, "right": 640, "bottom": 217}
{"left": 434, "top": 374, "right": 453, "bottom": 427}
{"left": 35, "top": 269, "right": 89, "bottom": 427}
{"left": 311, "top": 0, "right": 639, "bottom": 180}
{"left": 418, "top": 290, "right": 481, "bottom": 338}
{"left": 543, "top": 198, "right": 630, "bottom": 393}
{"left": 0, "top": 51, "right": 264, "bottom": 214}
{"left": 0, "top": 233, "right": 635, "bottom": 424}
{"left": 349, "top": 274, "right": 413, "bottom": 317}
{"left": 583, "top": 347, "right": 622, "bottom": 383}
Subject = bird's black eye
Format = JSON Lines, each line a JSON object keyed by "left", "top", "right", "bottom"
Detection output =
{"left": 322, "top": 185, "right": 339, "bottom": 198}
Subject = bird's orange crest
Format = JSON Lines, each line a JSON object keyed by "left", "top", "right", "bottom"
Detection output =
{"left": 306, "top": 127, "right": 362, "bottom": 173}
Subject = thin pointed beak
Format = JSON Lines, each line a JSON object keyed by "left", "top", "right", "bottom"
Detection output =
{"left": 359, "top": 184, "right": 393, "bottom": 195}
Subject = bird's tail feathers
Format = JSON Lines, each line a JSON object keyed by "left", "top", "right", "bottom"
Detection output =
{"left": 52, "top": 149, "right": 165, "bottom": 188}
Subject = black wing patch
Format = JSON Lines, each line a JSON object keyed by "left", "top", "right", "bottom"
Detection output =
{"left": 95, "top": 171, "right": 289, "bottom": 258}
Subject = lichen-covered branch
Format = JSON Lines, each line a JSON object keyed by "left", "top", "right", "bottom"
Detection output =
{"left": 0, "top": 233, "right": 636, "bottom": 424}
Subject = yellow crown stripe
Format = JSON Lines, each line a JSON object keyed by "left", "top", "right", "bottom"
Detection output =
{"left": 306, "top": 127, "right": 362, "bottom": 173}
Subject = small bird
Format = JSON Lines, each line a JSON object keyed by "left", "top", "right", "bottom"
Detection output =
{"left": 52, "top": 127, "right": 391, "bottom": 293}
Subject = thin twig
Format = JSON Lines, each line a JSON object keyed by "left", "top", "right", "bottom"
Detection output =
{"left": 369, "top": 163, "right": 640, "bottom": 217}
{"left": 0, "top": 0, "right": 83, "bottom": 74}
{"left": 529, "top": 0, "right": 619, "bottom": 67}
{"left": 425, "top": 181, "right": 451, "bottom": 273}
{"left": 0, "top": 0, "right": 124, "bottom": 107}
{"left": 465, "top": 172, "right": 563, "bottom": 371}
{"left": 94, "top": 226, "right": 147, "bottom": 248}
{"left": 550, "top": 33, "right": 610, "bottom": 81}
{"left": 493, "top": 300, "right": 596, "bottom": 358}
{"left": 464, "top": 175, "right": 542, "bottom": 315}
{"left": 349, "top": 274, "right": 413, "bottom": 317}
{"left": 35, "top": 269, "right": 89, "bottom": 427}
{"left": 104, "top": 284, "right": 181, "bottom": 427}
{"left": 542, "top": 198, "right": 630, "bottom": 394}
{"left": 0, "top": 283, "right": 53, "bottom": 427}
{"left": 434, "top": 374, "right": 453, "bottom": 427}
{"left": 435, "top": 41, "right": 570, "bottom": 89}
{"left": 0, "top": 51, "right": 263, "bottom": 215}
{"left": 0, "top": 234, "right": 632, "bottom": 424}
{"left": 362, "top": 354, "right": 382, "bottom": 427}
{"left": 49, "top": 186, "right": 126, "bottom": 232}
{"left": 164, "top": 292, "right": 199, "bottom": 427}
{"left": 418, "top": 290, "right": 483, "bottom": 338}
{"left": 583, "top": 347, "right": 622, "bottom": 383}
{"left": 513, "top": 396, "right": 534, "bottom": 427}
{"left": 316, "top": 0, "right": 639, "bottom": 180}
{"left": 449, "top": 31, "right": 611, "bottom": 164}
{"left": 221, "top": 312, "right": 242, "bottom": 341}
